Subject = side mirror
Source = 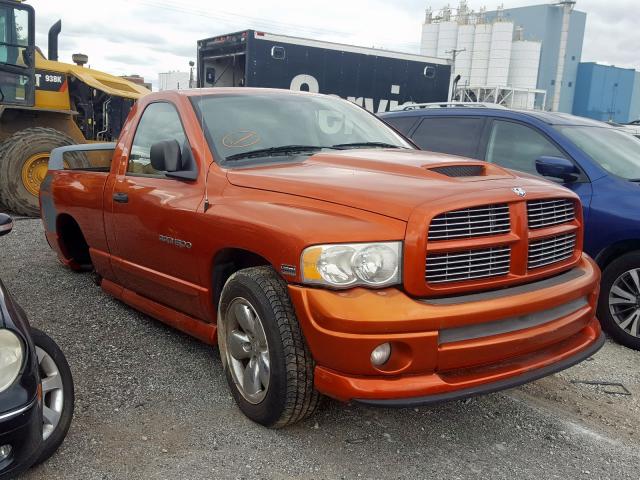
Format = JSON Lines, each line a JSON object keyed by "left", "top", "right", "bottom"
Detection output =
{"left": 150, "top": 140, "right": 198, "bottom": 181}
{"left": 150, "top": 140, "right": 182, "bottom": 172}
{"left": 0, "top": 214, "right": 14, "bottom": 237}
{"left": 535, "top": 156, "right": 579, "bottom": 182}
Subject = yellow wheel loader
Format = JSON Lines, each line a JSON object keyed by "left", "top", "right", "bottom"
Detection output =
{"left": 0, "top": 0, "right": 149, "bottom": 216}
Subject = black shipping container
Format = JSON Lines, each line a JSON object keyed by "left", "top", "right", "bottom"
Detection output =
{"left": 197, "top": 30, "right": 451, "bottom": 113}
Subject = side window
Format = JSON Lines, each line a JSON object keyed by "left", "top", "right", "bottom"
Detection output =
{"left": 0, "top": 10, "right": 7, "bottom": 62}
{"left": 128, "top": 102, "right": 187, "bottom": 175}
{"left": 383, "top": 116, "right": 419, "bottom": 136}
{"left": 485, "top": 120, "right": 565, "bottom": 175}
{"left": 411, "top": 117, "right": 485, "bottom": 158}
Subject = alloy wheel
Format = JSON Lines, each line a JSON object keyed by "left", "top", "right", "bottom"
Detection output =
{"left": 609, "top": 268, "right": 640, "bottom": 338}
{"left": 36, "top": 346, "right": 65, "bottom": 440}
{"left": 223, "top": 297, "right": 271, "bottom": 404}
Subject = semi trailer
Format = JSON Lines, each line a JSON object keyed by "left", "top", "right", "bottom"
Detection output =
{"left": 197, "top": 30, "right": 451, "bottom": 114}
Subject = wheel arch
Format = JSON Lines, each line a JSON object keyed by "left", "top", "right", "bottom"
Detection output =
{"left": 55, "top": 213, "right": 92, "bottom": 270}
{"left": 0, "top": 108, "right": 86, "bottom": 144}
{"left": 595, "top": 240, "right": 640, "bottom": 271}
{"left": 211, "top": 248, "right": 272, "bottom": 311}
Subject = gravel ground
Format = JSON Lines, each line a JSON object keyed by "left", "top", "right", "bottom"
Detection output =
{"left": 1, "top": 218, "right": 638, "bottom": 480}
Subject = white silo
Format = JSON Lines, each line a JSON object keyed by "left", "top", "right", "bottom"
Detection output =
{"left": 509, "top": 39, "right": 542, "bottom": 109}
{"left": 470, "top": 23, "right": 492, "bottom": 86}
{"left": 437, "top": 21, "right": 459, "bottom": 59}
{"left": 454, "top": 23, "right": 476, "bottom": 87}
{"left": 486, "top": 21, "right": 514, "bottom": 87}
{"left": 509, "top": 41, "right": 541, "bottom": 89}
{"left": 420, "top": 9, "right": 439, "bottom": 57}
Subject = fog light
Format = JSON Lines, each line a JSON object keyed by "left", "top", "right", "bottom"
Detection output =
{"left": 0, "top": 444, "right": 12, "bottom": 462}
{"left": 370, "top": 343, "right": 391, "bottom": 366}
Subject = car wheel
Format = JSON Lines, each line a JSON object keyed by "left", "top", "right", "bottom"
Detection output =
{"left": 31, "top": 328, "right": 75, "bottom": 464}
{"left": 217, "top": 266, "right": 320, "bottom": 428}
{"left": 598, "top": 252, "right": 640, "bottom": 350}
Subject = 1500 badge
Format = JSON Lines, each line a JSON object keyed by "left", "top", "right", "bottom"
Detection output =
{"left": 159, "top": 235, "right": 192, "bottom": 249}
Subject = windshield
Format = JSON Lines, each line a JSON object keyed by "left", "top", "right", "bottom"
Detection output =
{"left": 191, "top": 93, "right": 413, "bottom": 164}
{"left": 556, "top": 126, "right": 640, "bottom": 180}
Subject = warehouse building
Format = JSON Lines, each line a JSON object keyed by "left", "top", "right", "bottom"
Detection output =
{"left": 158, "top": 71, "right": 191, "bottom": 91}
{"left": 573, "top": 63, "right": 640, "bottom": 124}
{"left": 120, "top": 74, "right": 152, "bottom": 91}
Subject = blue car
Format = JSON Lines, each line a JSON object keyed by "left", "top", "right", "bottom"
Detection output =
{"left": 380, "top": 105, "right": 640, "bottom": 351}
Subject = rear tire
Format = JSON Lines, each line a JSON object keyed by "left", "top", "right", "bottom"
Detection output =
{"left": 598, "top": 252, "right": 640, "bottom": 350}
{"left": 0, "top": 128, "right": 87, "bottom": 217}
{"left": 218, "top": 266, "right": 320, "bottom": 428}
{"left": 31, "top": 328, "right": 75, "bottom": 465}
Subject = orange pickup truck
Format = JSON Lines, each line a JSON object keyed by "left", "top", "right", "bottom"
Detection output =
{"left": 40, "top": 88, "right": 603, "bottom": 427}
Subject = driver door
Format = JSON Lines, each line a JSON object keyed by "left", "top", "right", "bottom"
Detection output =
{"left": 108, "top": 101, "right": 207, "bottom": 319}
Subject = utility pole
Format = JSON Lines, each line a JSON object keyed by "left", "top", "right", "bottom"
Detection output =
{"left": 189, "top": 61, "right": 195, "bottom": 89}
{"left": 446, "top": 48, "right": 466, "bottom": 101}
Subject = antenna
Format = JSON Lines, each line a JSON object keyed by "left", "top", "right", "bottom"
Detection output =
{"left": 199, "top": 95, "right": 213, "bottom": 213}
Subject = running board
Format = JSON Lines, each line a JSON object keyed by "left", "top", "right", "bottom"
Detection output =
{"left": 101, "top": 278, "right": 217, "bottom": 345}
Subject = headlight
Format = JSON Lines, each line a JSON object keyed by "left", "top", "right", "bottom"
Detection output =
{"left": 0, "top": 329, "right": 23, "bottom": 392}
{"left": 301, "top": 242, "right": 402, "bottom": 288}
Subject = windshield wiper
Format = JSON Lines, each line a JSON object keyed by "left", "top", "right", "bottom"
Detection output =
{"left": 225, "top": 145, "right": 326, "bottom": 162}
{"left": 331, "top": 141, "right": 407, "bottom": 149}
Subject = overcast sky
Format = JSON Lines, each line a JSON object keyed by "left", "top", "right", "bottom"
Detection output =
{"left": 28, "top": 0, "right": 640, "bottom": 90}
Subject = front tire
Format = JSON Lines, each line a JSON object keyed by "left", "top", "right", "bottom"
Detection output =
{"left": 598, "top": 252, "right": 640, "bottom": 350}
{"left": 218, "top": 266, "right": 320, "bottom": 428}
{"left": 31, "top": 328, "right": 75, "bottom": 465}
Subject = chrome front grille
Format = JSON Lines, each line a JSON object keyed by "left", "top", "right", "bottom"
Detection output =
{"left": 428, "top": 204, "right": 510, "bottom": 240}
{"left": 528, "top": 233, "right": 576, "bottom": 270}
{"left": 426, "top": 246, "right": 511, "bottom": 284}
{"left": 527, "top": 199, "right": 575, "bottom": 229}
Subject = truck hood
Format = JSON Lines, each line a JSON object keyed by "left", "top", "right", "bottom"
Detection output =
{"left": 226, "top": 149, "right": 566, "bottom": 220}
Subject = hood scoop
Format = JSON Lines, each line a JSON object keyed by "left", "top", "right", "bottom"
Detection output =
{"left": 429, "top": 164, "right": 486, "bottom": 177}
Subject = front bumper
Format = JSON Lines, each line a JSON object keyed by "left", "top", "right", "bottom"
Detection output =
{"left": 289, "top": 254, "right": 602, "bottom": 403}
{"left": 0, "top": 396, "right": 42, "bottom": 479}
{"left": 356, "top": 332, "right": 604, "bottom": 407}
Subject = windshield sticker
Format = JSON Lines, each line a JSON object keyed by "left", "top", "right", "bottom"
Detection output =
{"left": 222, "top": 131, "right": 260, "bottom": 148}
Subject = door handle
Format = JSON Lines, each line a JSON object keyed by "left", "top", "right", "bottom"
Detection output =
{"left": 113, "top": 192, "right": 129, "bottom": 204}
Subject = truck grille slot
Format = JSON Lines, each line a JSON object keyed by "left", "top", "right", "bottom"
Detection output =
{"left": 528, "top": 233, "right": 576, "bottom": 270}
{"left": 527, "top": 199, "right": 575, "bottom": 229}
{"left": 428, "top": 204, "right": 510, "bottom": 240}
{"left": 426, "top": 246, "right": 511, "bottom": 284}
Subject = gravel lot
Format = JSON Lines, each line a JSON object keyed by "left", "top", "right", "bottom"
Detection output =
{"left": 1, "top": 218, "right": 638, "bottom": 479}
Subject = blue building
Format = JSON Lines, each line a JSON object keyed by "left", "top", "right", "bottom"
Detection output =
{"left": 484, "top": 2, "right": 586, "bottom": 113}
{"left": 573, "top": 63, "right": 640, "bottom": 123}
{"left": 633, "top": 72, "right": 640, "bottom": 122}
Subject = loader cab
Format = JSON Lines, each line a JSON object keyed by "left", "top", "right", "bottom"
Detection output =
{"left": 0, "top": 0, "right": 35, "bottom": 106}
